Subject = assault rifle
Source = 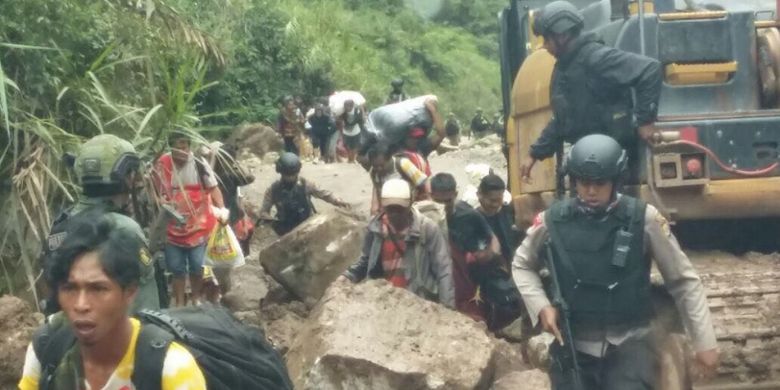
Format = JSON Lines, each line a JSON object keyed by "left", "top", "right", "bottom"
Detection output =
{"left": 545, "top": 240, "right": 584, "bottom": 390}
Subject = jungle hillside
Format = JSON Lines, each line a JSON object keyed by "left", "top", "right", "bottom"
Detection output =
{"left": 0, "top": 0, "right": 506, "bottom": 299}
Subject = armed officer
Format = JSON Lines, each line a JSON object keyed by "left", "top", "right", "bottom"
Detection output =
{"left": 43, "top": 134, "right": 160, "bottom": 314}
{"left": 520, "top": 0, "right": 662, "bottom": 182}
{"left": 512, "top": 135, "right": 719, "bottom": 389}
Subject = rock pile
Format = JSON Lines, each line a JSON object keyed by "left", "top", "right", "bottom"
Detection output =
{"left": 0, "top": 295, "right": 42, "bottom": 389}
{"left": 259, "top": 208, "right": 365, "bottom": 307}
{"left": 285, "top": 279, "right": 501, "bottom": 390}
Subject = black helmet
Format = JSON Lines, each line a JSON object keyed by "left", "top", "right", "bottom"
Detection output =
{"left": 391, "top": 78, "right": 404, "bottom": 88}
{"left": 565, "top": 134, "right": 627, "bottom": 181}
{"left": 275, "top": 152, "right": 301, "bottom": 175}
{"left": 533, "top": 1, "right": 584, "bottom": 37}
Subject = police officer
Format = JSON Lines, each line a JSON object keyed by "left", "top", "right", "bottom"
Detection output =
{"left": 385, "top": 78, "right": 408, "bottom": 105}
{"left": 512, "top": 134, "right": 719, "bottom": 389}
{"left": 259, "top": 152, "right": 350, "bottom": 235}
{"left": 520, "top": 0, "right": 662, "bottom": 181}
{"left": 44, "top": 134, "right": 160, "bottom": 314}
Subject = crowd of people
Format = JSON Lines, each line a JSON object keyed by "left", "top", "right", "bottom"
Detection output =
{"left": 16, "top": 1, "right": 725, "bottom": 388}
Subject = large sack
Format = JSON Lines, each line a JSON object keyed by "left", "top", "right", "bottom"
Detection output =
{"left": 285, "top": 279, "right": 500, "bottom": 390}
{"left": 259, "top": 209, "right": 364, "bottom": 306}
{"left": 329, "top": 91, "right": 366, "bottom": 117}
{"left": 367, "top": 95, "right": 437, "bottom": 145}
{"left": 0, "top": 295, "right": 42, "bottom": 389}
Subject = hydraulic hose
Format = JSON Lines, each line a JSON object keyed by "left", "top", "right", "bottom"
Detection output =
{"left": 666, "top": 140, "right": 780, "bottom": 176}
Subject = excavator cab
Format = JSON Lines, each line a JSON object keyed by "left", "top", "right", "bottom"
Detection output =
{"left": 500, "top": 0, "right": 780, "bottom": 227}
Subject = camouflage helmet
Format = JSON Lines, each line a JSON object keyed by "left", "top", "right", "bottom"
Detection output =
{"left": 533, "top": 1, "right": 584, "bottom": 37}
{"left": 275, "top": 152, "right": 302, "bottom": 175}
{"left": 74, "top": 134, "right": 140, "bottom": 196}
{"left": 564, "top": 134, "right": 627, "bottom": 181}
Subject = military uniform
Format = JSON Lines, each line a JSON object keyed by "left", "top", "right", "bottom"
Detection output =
{"left": 44, "top": 134, "right": 160, "bottom": 314}
{"left": 529, "top": 32, "right": 662, "bottom": 161}
{"left": 512, "top": 196, "right": 717, "bottom": 389}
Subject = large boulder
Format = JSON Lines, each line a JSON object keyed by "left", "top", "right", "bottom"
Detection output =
{"left": 285, "top": 279, "right": 500, "bottom": 390}
{"left": 0, "top": 296, "right": 42, "bottom": 388}
{"left": 491, "top": 370, "right": 550, "bottom": 390}
{"left": 226, "top": 123, "right": 282, "bottom": 160}
{"left": 221, "top": 261, "right": 269, "bottom": 312}
{"left": 259, "top": 208, "right": 364, "bottom": 306}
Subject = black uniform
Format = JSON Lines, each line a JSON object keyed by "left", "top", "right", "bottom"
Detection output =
{"left": 529, "top": 33, "right": 662, "bottom": 161}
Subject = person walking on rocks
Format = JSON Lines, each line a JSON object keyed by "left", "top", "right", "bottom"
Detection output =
{"left": 277, "top": 96, "right": 304, "bottom": 156}
{"left": 476, "top": 174, "right": 521, "bottom": 267}
{"left": 336, "top": 99, "right": 366, "bottom": 163}
{"left": 519, "top": 0, "right": 662, "bottom": 183}
{"left": 42, "top": 134, "right": 160, "bottom": 314}
{"left": 469, "top": 108, "right": 490, "bottom": 139}
{"left": 512, "top": 134, "right": 719, "bottom": 390}
{"left": 385, "top": 78, "right": 408, "bottom": 105}
{"left": 366, "top": 142, "right": 430, "bottom": 215}
{"left": 429, "top": 173, "right": 503, "bottom": 326}
{"left": 308, "top": 103, "right": 337, "bottom": 163}
{"left": 155, "top": 133, "right": 229, "bottom": 307}
{"left": 19, "top": 211, "right": 206, "bottom": 390}
{"left": 445, "top": 112, "right": 462, "bottom": 146}
{"left": 341, "top": 178, "right": 455, "bottom": 308}
{"left": 259, "top": 152, "right": 350, "bottom": 236}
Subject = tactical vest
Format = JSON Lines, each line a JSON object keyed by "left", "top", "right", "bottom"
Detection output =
{"left": 551, "top": 41, "right": 635, "bottom": 147}
{"left": 270, "top": 179, "right": 314, "bottom": 232}
{"left": 545, "top": 196, "right": 652, "bottom": 328}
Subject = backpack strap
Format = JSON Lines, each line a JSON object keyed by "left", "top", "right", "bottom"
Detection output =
{"left": 33, "top": 321, "right": 77, "bottom": 390}
{"left": 132, "top": 309, "right": 181, "bottom": 390}
{"left": 131, "top": 324, "right": 174, "bottom": 390}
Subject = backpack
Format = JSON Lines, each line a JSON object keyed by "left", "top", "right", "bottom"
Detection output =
{"left": 33, "top": 304, "right": 293, "bottom": 390}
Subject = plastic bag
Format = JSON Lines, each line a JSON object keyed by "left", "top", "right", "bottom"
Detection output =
{"left": 329, "top": 91, "right": 366, "bottom": 117}
{"left": 205, "top": 224, "right": 245, "bottom": 268}
{"left": 366, "top": 95, "right": 437, "bottom": 146}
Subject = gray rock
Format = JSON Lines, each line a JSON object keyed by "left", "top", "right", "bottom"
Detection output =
{"left": 221, "top": 262, "right": 268, "bottom": 312}
{"left": 491, "top": 370, "right": 550, "bottom": 390}
{"left": 0, "top": 295, "right": 42, "bottom": 388}
{"left": 259, "top": 209, "right": 364, "bottom": 306}
{"left": 285, "top": 279, "right": 499, "bottom": 390}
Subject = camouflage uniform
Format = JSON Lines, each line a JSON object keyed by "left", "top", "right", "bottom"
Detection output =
{"left": 45, "top": 135, "right": 160, "bottom": 314}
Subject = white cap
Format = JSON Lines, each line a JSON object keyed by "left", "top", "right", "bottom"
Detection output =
{"left": 381, "top": 179, "right": 412, "bottom": 208}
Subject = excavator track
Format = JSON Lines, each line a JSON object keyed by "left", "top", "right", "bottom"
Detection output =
{"left": 692, "top": 253, "right": 780, "bottom": 389}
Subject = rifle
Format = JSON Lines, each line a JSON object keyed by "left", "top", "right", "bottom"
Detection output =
{"left": 545, "top": 240, "right": 585, "bottom": 390}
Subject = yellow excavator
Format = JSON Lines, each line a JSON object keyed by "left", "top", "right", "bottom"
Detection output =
{"left": 499, "top": 0, "right": 780, "bottom": 388}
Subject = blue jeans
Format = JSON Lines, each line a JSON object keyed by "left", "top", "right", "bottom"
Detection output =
{"left": 164, "top": 243, "right": 206, "bottom": 277}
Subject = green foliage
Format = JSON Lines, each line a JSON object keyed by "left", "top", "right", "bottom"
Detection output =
{"left": 0, "top": 0, "right": 503, "bottom": 297}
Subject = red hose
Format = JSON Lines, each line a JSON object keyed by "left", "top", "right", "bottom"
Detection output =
{"left": 666, "top": 140, "right": 779, "bottom": 177}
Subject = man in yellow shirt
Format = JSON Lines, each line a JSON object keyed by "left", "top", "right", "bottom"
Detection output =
{"left": 19, "top": 210, "right": 206, "bottom": 390}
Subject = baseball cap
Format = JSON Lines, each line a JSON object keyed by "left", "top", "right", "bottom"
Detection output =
{"left": 381, "top": 178, "right": 412, "bottom": 208}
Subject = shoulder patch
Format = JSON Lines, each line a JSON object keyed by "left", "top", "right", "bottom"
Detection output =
{"left": 139, "top": 248, "right": 152, "bottom": 266}
{"left": 48, "top": 232, "right": 67, "bottom": 252}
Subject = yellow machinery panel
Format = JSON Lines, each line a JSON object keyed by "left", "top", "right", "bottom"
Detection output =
{"left": 509, "top": 49, "right": 557, "bottom": 197}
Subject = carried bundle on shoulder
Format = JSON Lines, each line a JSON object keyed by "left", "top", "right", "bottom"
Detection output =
{"left": 367, "top": 95, "right": 437, "bottom": 146}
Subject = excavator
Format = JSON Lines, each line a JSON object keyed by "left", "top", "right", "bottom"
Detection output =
{"left": 499, "top": 0, "right": 780, "bottom": 388}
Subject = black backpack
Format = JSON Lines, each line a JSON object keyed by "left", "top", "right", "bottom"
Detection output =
{"left": 33, "top": 304, "right": 293, "bottom": 390}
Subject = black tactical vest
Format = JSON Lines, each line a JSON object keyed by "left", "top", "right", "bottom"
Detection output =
{"left": 545, "top": 196, "right": 652, "bottom": 328}
{"left": 551, "top": 40, "right": 635, "bottom": 147}
{"left": 270, "top": 179, "right": 314, "bottom": 231}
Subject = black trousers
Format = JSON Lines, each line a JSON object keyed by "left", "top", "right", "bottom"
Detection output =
{"left": 549, "top": 334, "right": 658, "bottom": 390}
